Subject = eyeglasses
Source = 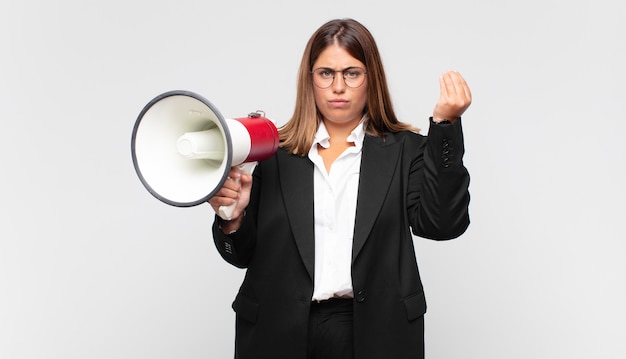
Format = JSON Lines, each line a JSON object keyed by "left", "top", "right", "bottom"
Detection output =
{"left": 311, "top": 66, "right": 368, "bottom": 89}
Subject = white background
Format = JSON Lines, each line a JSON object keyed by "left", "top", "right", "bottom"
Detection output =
{"left": 1, "top": 0, "right": 625, "bottom": 358}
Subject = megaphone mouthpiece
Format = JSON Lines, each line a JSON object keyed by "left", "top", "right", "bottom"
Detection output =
{"left": 177, "top": 129, "right": 226, "bottom": 160}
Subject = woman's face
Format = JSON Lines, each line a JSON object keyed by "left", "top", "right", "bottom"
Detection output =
{"left": 312, "top": 44, "right": 368, "bottom": 128}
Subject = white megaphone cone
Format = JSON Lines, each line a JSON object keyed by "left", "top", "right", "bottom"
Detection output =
{"left": 131, "top": 90, "right": 279, "bottom": 219}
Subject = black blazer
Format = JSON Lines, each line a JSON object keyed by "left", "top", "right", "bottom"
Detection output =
{"left": 213, "top": 119, "right": 470, "bottom": 359}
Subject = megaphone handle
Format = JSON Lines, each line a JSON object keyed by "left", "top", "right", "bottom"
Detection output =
{"left": 217, "top": 162, "right": 257, "bottom": 220}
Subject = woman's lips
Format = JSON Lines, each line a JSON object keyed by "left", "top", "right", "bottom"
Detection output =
{"left": 329, "top": 99, "right": 349, "bottom": 108}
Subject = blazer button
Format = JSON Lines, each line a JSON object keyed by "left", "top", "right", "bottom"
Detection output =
{"left": 356, "top": 290, "right": 366, "bottom": 303}
{"left": 224, "top": 242, "right": 233, "bottom": 254}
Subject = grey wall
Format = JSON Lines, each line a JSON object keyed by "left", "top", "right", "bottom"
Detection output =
{"left": 1, "top": 0, "right": 624, "bottom": 358}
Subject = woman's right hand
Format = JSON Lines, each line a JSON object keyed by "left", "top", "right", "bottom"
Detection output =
{"left": 208, "top": 168, "right": 253, "bottom": 233}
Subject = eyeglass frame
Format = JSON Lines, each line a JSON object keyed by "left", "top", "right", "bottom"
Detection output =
{"left": 310, "top": 66, "right": 368, "bottom": 89}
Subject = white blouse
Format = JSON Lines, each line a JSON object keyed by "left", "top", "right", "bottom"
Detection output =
{"left": 308, "top": 118, "right": 365, "bottom": 301}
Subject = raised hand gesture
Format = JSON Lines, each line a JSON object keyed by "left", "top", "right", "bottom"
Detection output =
{"left": 432, "top": 70, "right": 472, "bottom": 123}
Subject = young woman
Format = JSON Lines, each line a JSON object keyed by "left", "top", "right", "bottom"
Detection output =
{"left": 209, "top": 18, "right": 472, "bottom": 359}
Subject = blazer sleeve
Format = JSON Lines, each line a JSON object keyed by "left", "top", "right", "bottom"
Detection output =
{"left": 211, "top": 163, "right": 262, "bottom": 268}
{"left": 212, "top": 213, "right": 257, "bottom": 268}
{"left": 407, "top": 117, "right": 471, "bottom": 240}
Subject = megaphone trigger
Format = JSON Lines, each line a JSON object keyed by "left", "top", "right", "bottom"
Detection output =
{"left": 217, "top": 161, "right": 257, "bottom": 220}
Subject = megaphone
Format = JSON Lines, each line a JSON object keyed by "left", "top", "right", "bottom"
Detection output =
{"left": 131, "top": 90, "right": 279, "bottom": 219}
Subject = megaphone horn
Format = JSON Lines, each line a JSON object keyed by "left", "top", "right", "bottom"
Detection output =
{"left": 131, "top": 90, "right": 279, "bottom": 218}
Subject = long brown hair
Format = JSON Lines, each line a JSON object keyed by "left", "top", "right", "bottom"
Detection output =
{"left": 279, "top": 18, "right": 419, "bottom": 156}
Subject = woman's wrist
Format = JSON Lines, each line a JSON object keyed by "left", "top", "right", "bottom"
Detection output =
{"left": 219, "top": 214, "right": 244, "bottom": 234}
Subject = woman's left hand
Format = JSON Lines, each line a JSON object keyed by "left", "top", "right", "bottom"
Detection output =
{"left": 432, "top": 70, "right": 472, "bottom": 123}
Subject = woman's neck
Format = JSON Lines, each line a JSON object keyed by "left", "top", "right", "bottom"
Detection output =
{"left": 322, "top": 118, "right": 361, "bottom": 143}
{"left": 318, "top": 118, "right": 360, "bottom": 173}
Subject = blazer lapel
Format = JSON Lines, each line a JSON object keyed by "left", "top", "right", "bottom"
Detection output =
{"left": 352, "top": 134, "right": 401, "bottom": 262}
{"left": 277, "top": 150, "right": 315, "bottom": 280}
